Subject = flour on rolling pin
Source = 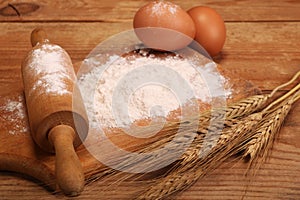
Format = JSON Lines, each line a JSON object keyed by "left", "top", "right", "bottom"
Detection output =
{"left": 25, "top": 43, "right": 76, "bottom": 98}
{"left": 78, "top": 49, "right": 232, "bottom": 129}
{"left": 0, "top": 94, "right": 28, "bottom": 135}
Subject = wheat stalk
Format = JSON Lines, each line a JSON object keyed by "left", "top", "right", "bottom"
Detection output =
{"left": 241, "top": 82, "right": 300, "bottom": 164}
{"left": 243, "top": 92, "right": 299, "bottom": 162}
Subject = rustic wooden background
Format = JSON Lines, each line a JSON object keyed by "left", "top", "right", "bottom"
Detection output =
{"left": 0, "top": 0, "right": 300, "bottom": 199}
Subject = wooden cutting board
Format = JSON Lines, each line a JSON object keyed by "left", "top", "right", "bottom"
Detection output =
{"left": 0, "top": 54, "right": 260, "bottom": 196}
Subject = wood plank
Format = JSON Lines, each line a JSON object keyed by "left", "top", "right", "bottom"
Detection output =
{"left": 0, "top": 22, "right": 299, "bottom": 92}
{"left": 218, "top": 22, "right": 300, "bottom": 89}
{"left": 0, "top": 0, "right": 299, "bottom": 22}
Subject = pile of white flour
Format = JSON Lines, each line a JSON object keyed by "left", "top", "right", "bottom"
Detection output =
{"left": 78, "top": 51, "right": 231, "bottom": 129}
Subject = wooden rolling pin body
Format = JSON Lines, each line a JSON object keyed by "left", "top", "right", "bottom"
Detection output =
{"left": 21, "top": 29, "right": 89, "bottom": 196}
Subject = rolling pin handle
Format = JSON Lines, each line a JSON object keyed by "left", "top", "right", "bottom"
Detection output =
{"left": 31, "top": 28, "right": 48, "bottom": 47}
{"left": 48, "top": 125, "right": 85, "bottom": 196}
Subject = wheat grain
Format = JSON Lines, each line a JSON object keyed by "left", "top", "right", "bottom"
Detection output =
{"left": 241, "top": 82, "right": 300, "bottom": 165}
{"left": 244, "top": 93, "right": 298, "bottom": 162}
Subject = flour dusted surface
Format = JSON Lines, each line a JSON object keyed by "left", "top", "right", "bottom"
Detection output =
{"left": 0, "top": 95, "right": 29, "bottom": 135}
{"left": 26, "top": 43, "right": 75, "bottom": 97}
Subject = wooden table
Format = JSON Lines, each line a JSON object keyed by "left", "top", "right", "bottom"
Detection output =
{"left": 0, "top": 0, "right": 300, "bottom": 199}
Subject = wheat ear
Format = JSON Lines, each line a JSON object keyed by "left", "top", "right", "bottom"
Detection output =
{"left": 243, "top": 91, "right": 299, "bottom": 162}
{"left": 241, "top": 71, "right": 300, "bottom": 162}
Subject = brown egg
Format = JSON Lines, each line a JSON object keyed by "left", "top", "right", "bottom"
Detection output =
{"left": 188, "top": 6, "right": 226, "bottom": 56}
{"left": 133, "top": 1, "right": 196, "bottom": 51}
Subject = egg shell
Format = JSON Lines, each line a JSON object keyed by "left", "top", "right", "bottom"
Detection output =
{"left": 133, "top": 1, "right": 196, "bottom": 51}
{"left": 188, "top": 6, "right": 226, "bottom": 56}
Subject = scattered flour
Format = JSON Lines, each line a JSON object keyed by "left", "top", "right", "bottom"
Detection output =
{"left": 78, "top": 50, "right": 232, "bottom": 129}
{"left": 26, "top": 43, "right": 75, "bottom": 97}
{"left": 0, "top": 95, "right": 29, "bottom": 135}
{"left": 149, "top": 1, "right": 179, "bottom": 16}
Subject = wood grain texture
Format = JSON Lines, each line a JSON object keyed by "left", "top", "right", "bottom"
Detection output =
{"left": 0, "top": 0, "right": 300, "bottom": 199}
{"left": 0, "top": 22, "right": 299, "bottom": 93}
{"left": 0, "top": 0, "right": 299, "bottom": 22}
{"left": 1, "top": 115, "right": 300, "bottom": 200}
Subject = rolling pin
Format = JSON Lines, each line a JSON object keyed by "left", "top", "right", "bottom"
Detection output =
{"left": 21, "top": 28, "right": 89, "bottom": 196}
